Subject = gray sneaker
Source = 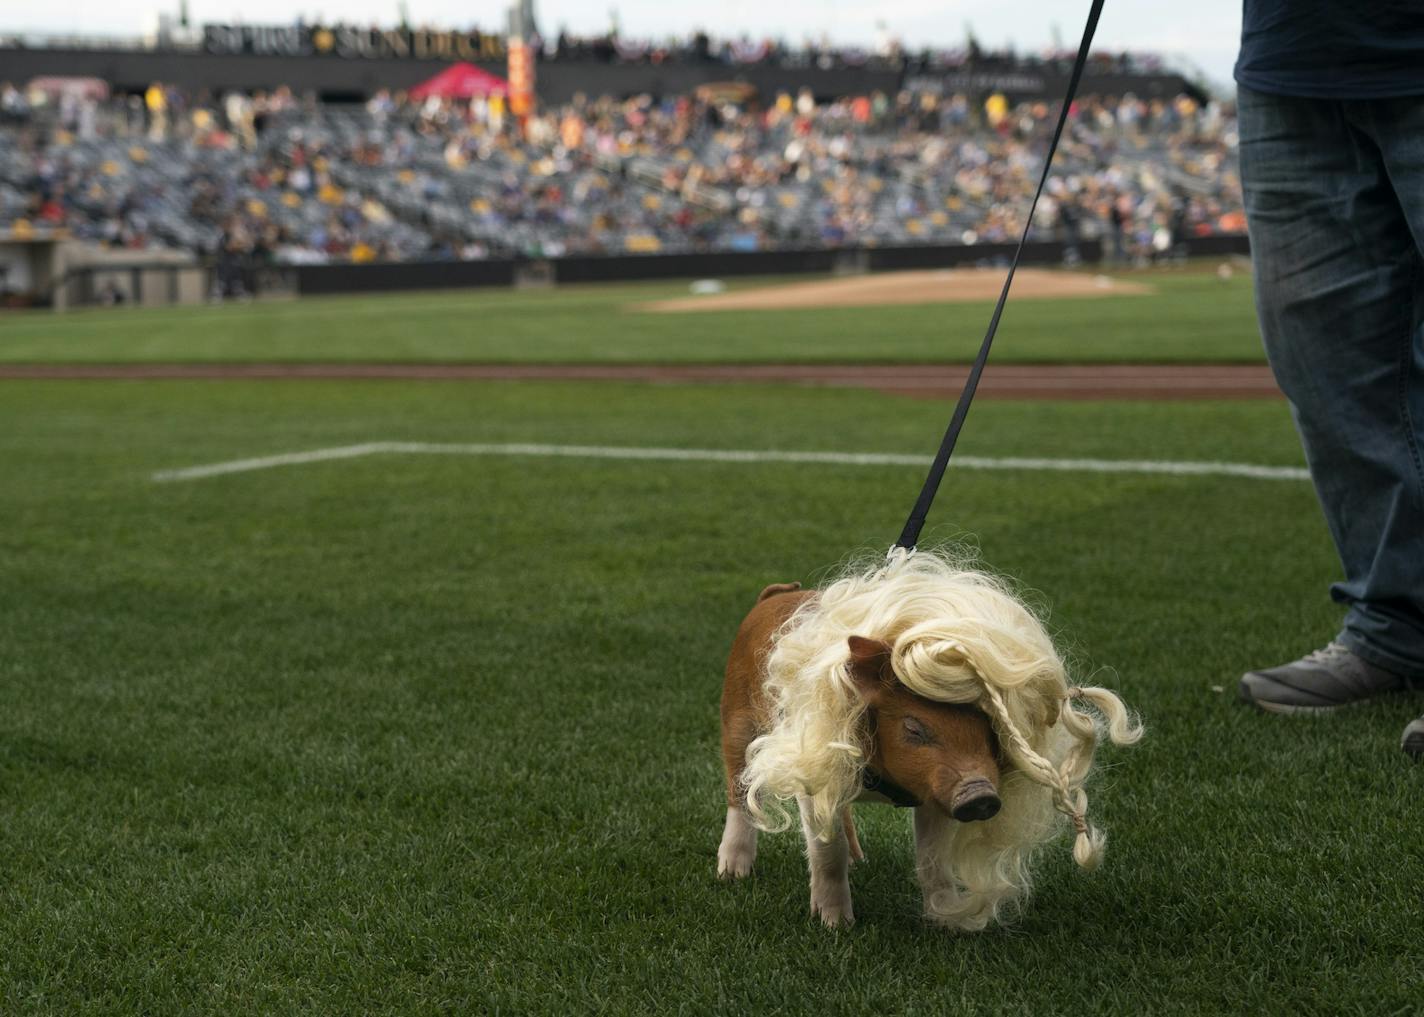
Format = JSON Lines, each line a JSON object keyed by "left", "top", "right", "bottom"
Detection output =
{"left": 1404, "top": 717, "right": 1424, "bottom": 760}
{"left": 1239, "top": 641, "right": 1409, "bottom": 714}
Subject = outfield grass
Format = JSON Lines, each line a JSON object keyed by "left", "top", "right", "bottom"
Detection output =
{"left": 0, "top": 268, "right": 1264, "bottom": 365}
{"left": 2, "top": 379, "right": 1419, "bottom": 1014}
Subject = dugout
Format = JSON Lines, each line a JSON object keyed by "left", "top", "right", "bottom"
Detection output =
{"left": 0, "top": 233, "right": 206, "bottom": 311}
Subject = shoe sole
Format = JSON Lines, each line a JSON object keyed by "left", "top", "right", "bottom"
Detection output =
{"left": 1239, "top": 678, "right": 1411, "bottom": 715}
{"left": 1404, "top": 730, "right": 1424, "bottom": 760}
{"left": 1250, "top": 698, "right": 1353, "bottom": 716}
{"left": 1239, "top": 680, "right": 1359, "bottom": 715}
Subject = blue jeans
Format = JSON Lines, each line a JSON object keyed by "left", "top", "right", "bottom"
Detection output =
{"left": 1239, "top": 86, "right": 1424, "bottom": 679}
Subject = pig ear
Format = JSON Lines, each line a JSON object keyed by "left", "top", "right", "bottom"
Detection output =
{"left": 846, "top": 636, "right": 894, "bottom": 704}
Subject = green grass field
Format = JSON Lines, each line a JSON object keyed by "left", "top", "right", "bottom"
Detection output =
{"left": 3, "top": 368, "right": 1421, "bottom": 1013}
{"left": 0, "top": 268, "right": 1265, "bottom": 364}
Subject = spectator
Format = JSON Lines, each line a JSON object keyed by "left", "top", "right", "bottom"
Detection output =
{"left": 144, "top": 82, "right": 167, "bottom": 141}
{"left": 0, "top": 81, "right": 1243, "bottom": 264}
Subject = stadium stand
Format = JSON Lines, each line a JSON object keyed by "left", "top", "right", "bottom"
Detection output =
{"left": 0, "top": 80, "right": 1242, "bottom": 275}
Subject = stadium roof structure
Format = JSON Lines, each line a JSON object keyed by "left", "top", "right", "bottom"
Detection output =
{"left": 408, "top": 62, "right": 510, "bottom": 100}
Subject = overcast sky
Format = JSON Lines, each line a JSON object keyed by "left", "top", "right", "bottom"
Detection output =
{"left": 6, "top": 0, "right": 1244, "bottom": 87}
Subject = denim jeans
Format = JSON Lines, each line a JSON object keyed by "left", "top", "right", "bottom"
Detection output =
{"left": 1239, "top": 86, "right": 1424, "bottom": 678}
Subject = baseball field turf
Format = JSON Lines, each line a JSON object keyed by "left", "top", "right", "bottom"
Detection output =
{"left": 0, "top": 268, "right": 1263, "bottom": 365}
{"left": 2, "top": 270, "right": 1419, "bottom": 1014}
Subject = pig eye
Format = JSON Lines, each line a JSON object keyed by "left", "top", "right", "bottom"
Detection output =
{"left": 901, "top": 717, "right": 935, "bottom": 745}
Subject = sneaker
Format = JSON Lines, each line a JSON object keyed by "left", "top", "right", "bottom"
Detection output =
{"left": 1239, "top": 641, "right": 1409, "bottom": 715}
{"left": 1404, "top": 717, "right": 1424, "bottom": 760}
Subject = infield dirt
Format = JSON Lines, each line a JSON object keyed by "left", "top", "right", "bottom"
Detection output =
{"left": 637, "top": 268, "right": 1153, "bottom": 313}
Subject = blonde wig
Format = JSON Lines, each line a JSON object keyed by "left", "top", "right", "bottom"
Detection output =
{"left": 741, "top": 546, "right": 1141, "bottom": 931}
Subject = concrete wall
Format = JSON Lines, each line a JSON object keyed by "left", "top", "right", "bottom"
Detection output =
{"left": 292, "top": 234, "right": 1249, "bottom": 296}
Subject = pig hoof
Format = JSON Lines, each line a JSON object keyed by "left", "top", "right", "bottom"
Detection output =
{"left": 811, "top": 883, "right": 854, "bottom": 927}
{"left": 717, "top": 843, "right": 756, "bottom": 879}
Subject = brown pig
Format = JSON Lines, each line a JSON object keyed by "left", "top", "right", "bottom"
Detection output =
{"left": 718, "top": 581, "right": 1002, "bottom": 927}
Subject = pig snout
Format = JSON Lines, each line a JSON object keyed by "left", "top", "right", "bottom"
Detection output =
{"left": 948, "top": 778, "right": 1002, "bottom": 822}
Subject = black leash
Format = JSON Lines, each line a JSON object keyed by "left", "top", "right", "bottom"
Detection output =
{"left": 894, "top": 0, "right": 1106, "bottom": 551}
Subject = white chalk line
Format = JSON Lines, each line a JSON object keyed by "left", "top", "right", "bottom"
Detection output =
{"left": 151, "top": 441, "right": 1311, "bottom": 484}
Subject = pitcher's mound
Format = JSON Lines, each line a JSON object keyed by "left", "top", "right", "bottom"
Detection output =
{"left": 638, "top": 268, "right": 1152, "bottom": 313}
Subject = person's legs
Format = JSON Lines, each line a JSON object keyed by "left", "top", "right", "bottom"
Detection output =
{"left": 1355, "top": 98, "right": 1424, "bottom": 671}
{"left": 1239, "top": 87, "right": 1424, "bottom": 684}
{"left": 1367, "top": 98, "right": 1424, "bottom": 753}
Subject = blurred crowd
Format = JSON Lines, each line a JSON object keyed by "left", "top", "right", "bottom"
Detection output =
{"left": 0, "top": 78, "right": 1243, "bottom": 271}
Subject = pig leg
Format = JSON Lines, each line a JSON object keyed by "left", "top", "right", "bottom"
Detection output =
{"left": 799, "top": 794, "right": 854, "bottom": 927}
{"left": 717, "top": 805, "right": 758, "bottom": 879}
{"left": 842, "top": 807, "right": 864, "bottom": 863}
{"left": 717, "top": 716, "right": 759, "bottom": 879}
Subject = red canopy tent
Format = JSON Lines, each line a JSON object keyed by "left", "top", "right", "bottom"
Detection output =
{"left": 407, "top": 63, "right": 510, "bottom": 100}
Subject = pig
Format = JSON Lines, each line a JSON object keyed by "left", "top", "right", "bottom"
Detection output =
{"left": 718, "top": 581, "right": 1003, "bottom": 928}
